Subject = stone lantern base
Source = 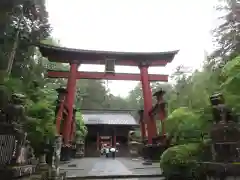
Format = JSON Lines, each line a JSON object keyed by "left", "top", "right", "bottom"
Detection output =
{"left": 61, "top": 145, "right": 72, "bottom": 161}
{"left": 142, "top": 144, "right": 167, "bottom": 163}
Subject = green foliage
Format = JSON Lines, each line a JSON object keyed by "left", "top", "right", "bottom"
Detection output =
{"left": 24, "top": 100, "right": 55, "bottom": 156}
{"left": 220, "top": 56, "right": 240, "bottom": 108}
{"left": 221, "top": 56, "right": 240, "bottom": 92}
{"left": 156, "top": 55, "right": 240, "bottom": 178}
{"left": 160, "top": 143, "right": 202, "bottom": 178}
{"left": 75, "top": 111, "right": 87, "bottom": 139}
{"left": 0, "top": 0, "right": 89, "bottom": 153}
{"left": 156, "top": 2, "right": 240, "bottom": 175}
{"left": 3, "top": 78, "right": 24, "bottom": 93}
{"left": 164, "top": 107, "right": 203, "bottom": 144}
{"left": 211, "top": 0, "right": 240, "bottom": 62}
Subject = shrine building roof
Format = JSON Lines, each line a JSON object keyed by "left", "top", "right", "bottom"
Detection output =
{"left": 81, "top": 110, "right": 138, "bottom": 126}
{"left": 36, "top": 43, "right": 179, "bottom": 66}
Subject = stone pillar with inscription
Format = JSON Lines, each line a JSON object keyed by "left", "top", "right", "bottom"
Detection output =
{"left": 48, "top": 135, "right": 62, "bottom": 179}
{"left": 0, "top": 93, "right": 36, "bottom": 178}
{"left": 199, "top": 93, "right": 240, "bottom": 179}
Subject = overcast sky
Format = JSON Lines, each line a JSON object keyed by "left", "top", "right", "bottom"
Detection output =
{"left": 46, "top": 0, "right": 219, "bottom": 97}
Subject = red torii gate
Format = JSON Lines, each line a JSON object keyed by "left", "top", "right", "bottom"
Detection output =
{"left": 37, "top": 44, "right": 178, "bottom": 147}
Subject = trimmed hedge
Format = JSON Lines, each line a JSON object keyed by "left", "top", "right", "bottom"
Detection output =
{"left": 160, "top": 143, "right": 201, "bottom": 179}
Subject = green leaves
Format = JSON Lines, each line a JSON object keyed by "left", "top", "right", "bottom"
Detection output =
{"left": 164, "top": 107, "right": 203, "bottom": 145}
{"left": 219, "top": 55, "right": 240, "bottom": 111}
{"left": 160, "top": 143, "right": 202, "bottom": 178}
{"left": 75, "top": 111, "right": 87, "bottom": 139}
{"left": 26, "top": 100, "right": 56, "bottom": 138}
{"left": 221, "top": 56, "right": 240, "bottom": 92}
{"left": 211, "top": 0, "right": 240, "bottom": 63}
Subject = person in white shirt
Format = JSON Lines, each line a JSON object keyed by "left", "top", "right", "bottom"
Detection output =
{"left": 110, "top": 147, "right": 116, "bottom": 159}
{"left": 105, "top": 146, "right": 110, "bottom": 158}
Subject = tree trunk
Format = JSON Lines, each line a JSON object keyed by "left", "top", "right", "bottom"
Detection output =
{"left": 6, "top": 30, "right": 19, "bottom": 76}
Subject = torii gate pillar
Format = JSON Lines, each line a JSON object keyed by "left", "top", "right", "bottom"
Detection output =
{"left": 63, "top": 62, "right": 79, "bottom": 145}
{"left": 139, "top": 63, "right": 157, "bottom": 144}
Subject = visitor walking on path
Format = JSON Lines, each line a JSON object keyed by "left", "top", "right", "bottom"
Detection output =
{"left": 110, "top": 146, "right": 116, "bottom": 159}
{"left": 105, "top": 146, "right": 110, "bottom": 158}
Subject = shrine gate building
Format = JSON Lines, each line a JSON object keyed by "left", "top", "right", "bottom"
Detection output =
{"left": 82, "top": 110, "right": 138, "bottom": 157}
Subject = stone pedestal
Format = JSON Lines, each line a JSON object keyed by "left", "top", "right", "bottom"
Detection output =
{"left": 75, "top": 149, "right": 84, "bottom": 158}
{"left": 48, "top": 135, "right": 62, "bottom": 180}
{"left": 75, "top": 140, "right": 84, "bottom": 158}
{"left": 142, "top": 145, "right": 153, "bottom": 165}
{"left": 39, "top": 154, "right": 47, "bottom": 164}
{"left": 142, "top": 144, "right": 166, "bottom": 163}
{"left": 0, "top": 164, "right": 36, "bottom": 179}
{"left": 61, "top": 146, "right": 71, "bottom": 161}
{"left": 198, "top": 93, "right": 240, "bottom": 179}
{"left": 0, "top": 123, "right": 36, "bottom": 178}
{"left": 199, "top": 162, "right": 240, "bottom": 179}
{"left": 38, "top": 154, "right": 48, "bottom": 171}
{"left": 129, "top": 141, "right": 140, "bottom": 158}
{"left": 0, "top": 93, "right": 37, "bottom": 178}
{"left": 71, "top": 144, "right": 77, "bottom": 158}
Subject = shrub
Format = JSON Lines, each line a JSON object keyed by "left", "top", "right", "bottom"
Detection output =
{"left": 164, "top": 107, "right": 203, "bottom": 145}
{"left": 160, "top": 143, "right": 201, "bottom": 179}
{"left": 25, "top": 100, "right": 56, "bottom": 156}
{"left": 75, "top": 111, "right": 87, "bottom": 139}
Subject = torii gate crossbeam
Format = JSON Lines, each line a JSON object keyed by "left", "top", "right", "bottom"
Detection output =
{"left": 47, "top": 70, "right": 169, "bottom": 81}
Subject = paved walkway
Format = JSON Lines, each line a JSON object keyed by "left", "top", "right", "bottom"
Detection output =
{"left": 60, "top": 157, "right": 163, "bottom": 179}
